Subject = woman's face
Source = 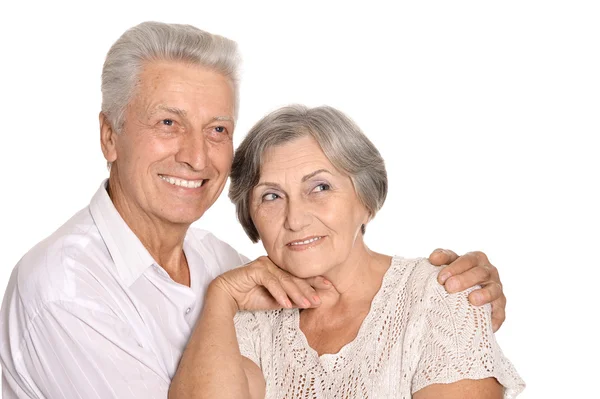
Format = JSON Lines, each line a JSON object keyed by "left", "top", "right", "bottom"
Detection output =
{"left": 250, "top": 135, "right": 370, "bottom": 278}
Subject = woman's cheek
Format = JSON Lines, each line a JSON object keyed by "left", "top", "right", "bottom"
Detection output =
{"left": 255, "top": 204, "right": 283, "bottom": 240}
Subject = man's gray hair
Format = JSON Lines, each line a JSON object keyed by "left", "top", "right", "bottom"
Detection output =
{"left": 101, "top": 21, "right": 241, "bottom": 133}
{"left": 229, "top": 105, "right": 388, "bottom": 243}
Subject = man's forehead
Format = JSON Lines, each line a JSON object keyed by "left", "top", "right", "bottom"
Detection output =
{"left": 132, "top": 62, "right": 236, "bottom": 120}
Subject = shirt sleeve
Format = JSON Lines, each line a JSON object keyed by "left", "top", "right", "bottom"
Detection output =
{"left": 412, "top": 281, "right": 525, "bottom": 398}
{"left": 233, "top": 311, "right": 262, "bottom": 368}
{"left": 2, "top": 300, "right": 170, "bottom": 399}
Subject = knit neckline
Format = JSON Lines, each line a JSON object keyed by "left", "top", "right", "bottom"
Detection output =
{"left": 291, "top": 255, "right": 402, "bottom": 365}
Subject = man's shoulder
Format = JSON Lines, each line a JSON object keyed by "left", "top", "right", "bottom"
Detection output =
{"left": 186, "top": 227, "right": 248, "bottom": 272}
{"left": 186, "top": 226, "right": 232, "bottom": 246}
{"left": 7, "top": 206, "right": 112, "bottom": 310}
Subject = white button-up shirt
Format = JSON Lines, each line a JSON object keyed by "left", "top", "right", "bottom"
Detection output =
{"left": 0, "top": 181, "right": 248, "bottom": 398}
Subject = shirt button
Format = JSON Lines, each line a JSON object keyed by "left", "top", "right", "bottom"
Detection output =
{"left": 186, "top": 307, "right": 191, "bottom": 314}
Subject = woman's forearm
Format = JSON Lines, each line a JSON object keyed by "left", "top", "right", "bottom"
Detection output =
{"left": 169, "top": 283, "right": 252, "bottom": 399}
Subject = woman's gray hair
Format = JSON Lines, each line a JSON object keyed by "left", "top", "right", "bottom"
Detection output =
{"left": 101, "top": 21, "right": 241, "bottom": 133}
{"left": 229, "top": 105, "right": 388, "bottom": 243}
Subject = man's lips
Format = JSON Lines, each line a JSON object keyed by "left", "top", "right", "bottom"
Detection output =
{"left": 159, "top": 174, "right": 206, "bottom": 188}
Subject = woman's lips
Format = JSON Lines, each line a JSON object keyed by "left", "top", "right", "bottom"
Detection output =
{"left": 286, "top": 236, "right": 325, "bottom": 251}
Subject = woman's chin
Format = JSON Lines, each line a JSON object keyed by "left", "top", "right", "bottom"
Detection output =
{"left": 279, "top": 263, "right": 329, "bottom": 280}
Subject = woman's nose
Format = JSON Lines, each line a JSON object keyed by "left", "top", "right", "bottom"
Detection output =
{"left": 284, "top": 198, "right": 312, "bottom": 231}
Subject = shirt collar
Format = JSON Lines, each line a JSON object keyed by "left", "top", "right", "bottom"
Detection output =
{"left": 89, "top": 179, "right": 157, "bottom": 286}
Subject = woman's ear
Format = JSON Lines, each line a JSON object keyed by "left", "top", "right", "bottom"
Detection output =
{"left": 99, "top": 112, "right": 118, "bottom": 163}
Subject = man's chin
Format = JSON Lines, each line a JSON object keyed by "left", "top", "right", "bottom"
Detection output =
{"left": 160, "top": 209, "right": 206, "bottom": 227}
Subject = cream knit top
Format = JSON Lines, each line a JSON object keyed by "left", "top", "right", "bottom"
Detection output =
{"left": 234, "top": 256, "right": 525, "bottom": 398}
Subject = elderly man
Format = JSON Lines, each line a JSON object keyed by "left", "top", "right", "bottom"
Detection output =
{"left": 0, "top": 22, "right": 506, "bottom": 398}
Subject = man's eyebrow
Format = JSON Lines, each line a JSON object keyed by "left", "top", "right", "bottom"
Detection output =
{"left": 301, "top": 169, "right": 331, "bottom": 182}
{"left": 154, "top": 105, "right": 187, "bottom": 117}
{"left": 211, "top": 115, "right": 235, "bottom": 126}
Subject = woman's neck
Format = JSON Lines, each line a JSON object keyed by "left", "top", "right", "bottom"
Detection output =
{"left": 315, "top": 243, "right": 392, "bottom": 311}
{"left": 298, "top": 243, "right": 392, "bottom": 356}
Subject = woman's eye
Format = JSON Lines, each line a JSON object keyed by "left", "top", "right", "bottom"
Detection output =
{"left": 313, "top": 183, "right": 330, "bottom": 192}
{"left": 262, "top": 193, "right": 279, "bottom": 201}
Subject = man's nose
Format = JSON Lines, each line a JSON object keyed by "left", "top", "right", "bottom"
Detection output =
{"left": 175, "top": 132, "right": 208, "bottom": 171}
{"left": 284, "top": 197, "right": 312, "bottom": 231}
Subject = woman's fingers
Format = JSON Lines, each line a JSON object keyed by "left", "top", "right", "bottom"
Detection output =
{"left": 251, "top": 257, "right": 321, "bottom": 309}
{"left": 221, "top": 256, "right": 327, "bottom": 310}
{"left": 304, "top": 276, "right": 332, "bottom": 291}
{"left": 273, "top": 272, "right": 313, "bottom": 308}
{"left": 258, "top": 276, "right": 294, "bottom": 308}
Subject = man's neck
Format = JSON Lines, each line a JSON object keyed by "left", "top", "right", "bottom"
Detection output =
{"left": 107, "top": 178, "right": 191, "bottom": 286}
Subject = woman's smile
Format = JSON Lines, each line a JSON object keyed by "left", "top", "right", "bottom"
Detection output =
{"left": 285, "top": 235, "right": 326, "bottom": 251}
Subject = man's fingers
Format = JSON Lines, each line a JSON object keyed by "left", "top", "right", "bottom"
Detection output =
{"left": 490, "top": 298, "right": 506, "bottom": 332}
{"left": 431, "top": 250, "right": 507, "bottom": 332}
{"left": 467, "top": 281, "right": 503, "bottom": 306}
{"left": 437, "top": 251, "right": 490, "bottom": 285}
{"left": 444, "top": 265, "right": 492, "bottom": 293}
{"left": 429, "top": 248, "right": 459, "bottom": 267}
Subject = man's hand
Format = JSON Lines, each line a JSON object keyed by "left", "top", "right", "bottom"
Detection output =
{"left": 429, "top": 249, "right": 506, "bottom": 332}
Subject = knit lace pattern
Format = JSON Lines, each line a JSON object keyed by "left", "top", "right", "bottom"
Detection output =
{"left": 234, "top": 257, "right": 525, "bottom": 398}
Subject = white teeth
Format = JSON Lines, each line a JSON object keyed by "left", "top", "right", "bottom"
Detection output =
{"left": 289, "top": 237, "right": 322, "bottom": 246}
{"left": 159, "top": 175, "right": 204, "bottom": 188}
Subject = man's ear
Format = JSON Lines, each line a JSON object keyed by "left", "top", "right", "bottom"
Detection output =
{"left": 99, "top": 112, "right": 118, "bottom": 163}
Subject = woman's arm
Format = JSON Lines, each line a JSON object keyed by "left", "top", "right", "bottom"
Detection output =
{"left": 168, "top": 256, "right": 327, "bottom": 399}
{"left": 413, "top": 378, "right": 503, "bottom": 399}
{"left": 169, "top": 284, "right": 264, "bottom": 399}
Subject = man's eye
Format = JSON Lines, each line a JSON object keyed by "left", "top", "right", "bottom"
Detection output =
{"left": 162, "top": 119, "right": 174, "bottom": 126}
{"left": 214, "top": 126, "right": 226, "bottom": 134}
{"left": 313, "top": 183, "right": 330, "bottom": 192}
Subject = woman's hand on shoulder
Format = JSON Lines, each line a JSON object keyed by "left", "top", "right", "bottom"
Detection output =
{"left": 212, "top": 256, "right": 331, "bottom": 311}
{"left": 429, "top": 249, "right": 506, "bottom": 332}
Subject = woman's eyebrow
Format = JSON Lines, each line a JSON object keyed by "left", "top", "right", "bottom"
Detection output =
{"left": 254, "top": 182, "right": 282, "bottom": 190}
{"left": 301, "top": 169, "right": 332, "bottom": 182}
{"left": 255, "top": 169, "right": 332, "bottom": 189}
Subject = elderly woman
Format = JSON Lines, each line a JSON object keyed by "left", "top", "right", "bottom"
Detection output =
{"left": 174, "top": 105, "right": 525, "bottom": 398}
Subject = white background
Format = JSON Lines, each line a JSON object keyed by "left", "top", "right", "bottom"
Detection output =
{"left": 1, "top": 1, "right": 598, "bottom": 397}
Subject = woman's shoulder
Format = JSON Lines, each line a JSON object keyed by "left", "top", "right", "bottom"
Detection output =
{"left": 387, "top": 256, "right": 446, "bottom": 296}
{"left": 395, "top": 256, "right": 525, "bottom": 395}
{"left": 389, "top": 255, "right": 482, "bottom": 307}
{"left": 382, "top": 256, "right": 489, "bottom": 329}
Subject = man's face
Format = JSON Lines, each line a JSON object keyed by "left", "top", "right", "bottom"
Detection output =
{"left": 103, "top": 61, "right": 235, "bottom": 227}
